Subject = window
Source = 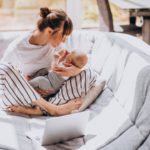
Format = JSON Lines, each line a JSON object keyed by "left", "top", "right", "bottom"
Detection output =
{"left": 110, "top": 2, "right": 129, "bottom": 25}
{"left": 0, "top": 0, "right": 66, "bottom": 31}
{"left": 81, "top": 0, "right": 99, "bottom": 28}
{"left": 0, "top": 0, "right": 129, "bottom": 31}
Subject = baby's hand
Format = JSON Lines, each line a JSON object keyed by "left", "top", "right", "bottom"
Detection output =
{"left": 58, "top": 50, "right": 70, "bottom": 63}
{"left": 63, "top": 62, "right": 72, "bottom": 67}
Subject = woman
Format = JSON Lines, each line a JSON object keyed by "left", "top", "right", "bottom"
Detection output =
{"left": 2, "top": 7, "right": 80, "bottom": 78}
{"left": 0, "top": 7, "right": 83, "bottom": 116}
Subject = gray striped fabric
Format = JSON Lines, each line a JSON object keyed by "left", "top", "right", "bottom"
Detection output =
{"left": 0, "top": 63, "right": 41, "bottom": 108}
{"left": 48, "top": 68, "right": 99, "bottom": 105}
{"left": 0, "top": 63, "right": 99, "bottom": 109}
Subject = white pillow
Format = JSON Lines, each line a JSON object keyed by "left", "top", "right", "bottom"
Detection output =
{"left": 73, "top": 78, "right": 106, "bottom": 113}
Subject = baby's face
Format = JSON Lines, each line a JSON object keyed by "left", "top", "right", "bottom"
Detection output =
{"left": 63, "top": 51, "right": 88, "bottom": 68}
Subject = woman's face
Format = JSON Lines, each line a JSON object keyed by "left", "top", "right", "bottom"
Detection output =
{"left": 47, "top": 28, "right": 68, "bottom": 47}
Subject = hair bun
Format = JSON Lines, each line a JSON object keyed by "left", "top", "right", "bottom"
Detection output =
{"left": 40, "top": 7, "right": 51, "bottom": 18}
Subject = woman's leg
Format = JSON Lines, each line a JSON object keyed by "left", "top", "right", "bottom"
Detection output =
{"left": 0, "top": 63, "right": 41, "bottom": 108}
{"left": 0, "top": 63, "right": 82, "bottom": 116}
{"left": 48, "top": 69, "right": 97, "bottom": 105}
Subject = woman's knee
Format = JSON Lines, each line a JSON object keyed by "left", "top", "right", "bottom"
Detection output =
{"left": 0, "top": 63, "right": 18, "bottom": 76}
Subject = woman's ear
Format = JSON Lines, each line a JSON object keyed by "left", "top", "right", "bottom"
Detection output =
{"left": 44, "top": 27, "right": 53, "bottom": 36}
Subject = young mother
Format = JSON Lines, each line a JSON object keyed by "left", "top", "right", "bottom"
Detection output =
{"left": 0, "top": 7, "right": 83, "bottom": 116}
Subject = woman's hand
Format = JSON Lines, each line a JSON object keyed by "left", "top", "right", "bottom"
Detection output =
{"left": 32, "top": 99, "right": 48, "bottom": 110}
{"left": 52, "top": 64, "right": 81, "bottom": 77}
{"left": 35, "top": 88, "right": 53, "bottom": 97}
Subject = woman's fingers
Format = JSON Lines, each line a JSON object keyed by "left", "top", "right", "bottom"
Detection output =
{"left": 35, "top": 88, "right": 52, "bottom": 97}
{"left": 63, "top": 62, "right": 72, "bottom": 67}
{"left": 52, "top": 65, "right": 66, "bottom": 71}
{"left": 53, "top": 65, "right": 81, "bottom": 77}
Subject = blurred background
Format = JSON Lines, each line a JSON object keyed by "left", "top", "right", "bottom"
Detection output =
{"left": 0, "top": 0, "right": 129, "bottom": 31}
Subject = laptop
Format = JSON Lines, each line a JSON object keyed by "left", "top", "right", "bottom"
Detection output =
{"left": 26, "top": 111, "right": 90, "bottom": 146}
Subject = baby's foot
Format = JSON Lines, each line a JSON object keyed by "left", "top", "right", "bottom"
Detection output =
{"left": 56, "top": 98, "right": 83, "bottom": 115}
{"left": 7, "top": 105, "right": 26, "bottom": 114}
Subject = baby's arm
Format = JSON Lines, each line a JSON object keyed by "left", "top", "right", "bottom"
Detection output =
{"left": 54, "top": 50, "right": 69, "bottom": 64}
{"left": 51, "top": 50, "right": 70, "bottom": 73}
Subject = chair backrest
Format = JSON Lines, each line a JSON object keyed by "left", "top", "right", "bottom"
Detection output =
{"left": 97, "top": 0, "right": 114, "bottom": 32}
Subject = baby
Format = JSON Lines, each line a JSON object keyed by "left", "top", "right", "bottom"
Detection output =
{"left": 29, "top": 50, "right": 88, "bottom": 95}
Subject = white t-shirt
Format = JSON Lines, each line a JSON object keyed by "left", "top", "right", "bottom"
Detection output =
{"left": 1, "top": 31, "right": 62, "bottom": 76}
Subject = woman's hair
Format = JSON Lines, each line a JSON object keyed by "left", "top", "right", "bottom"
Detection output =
{"left": 37, "top": 7, "right": 73, "bottom": 36}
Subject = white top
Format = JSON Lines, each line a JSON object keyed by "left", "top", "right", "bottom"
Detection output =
{"left": 1, "top": 31, "right": 62, "bottom": 75}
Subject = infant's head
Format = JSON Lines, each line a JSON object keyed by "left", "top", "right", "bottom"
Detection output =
{"left": 65, "top": 51, "right": 88, "bottom": 68}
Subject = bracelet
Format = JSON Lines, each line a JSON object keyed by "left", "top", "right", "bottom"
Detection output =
{"left": 39, "top": 107, "right": 49, "bottom": 116}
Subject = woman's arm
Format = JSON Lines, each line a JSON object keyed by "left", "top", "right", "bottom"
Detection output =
{"left": 7, "top": 97, "right": 83, "bottom": 116}
{"left": 33, "top": 97, "right": 83, "bottom": 116}
{"left": 52, "top": 64, "right": 82, "bottom": 77}
{"left": 35, "top": 88, "right": 54, "bottom": 97}
{"left": 32, "top": 98, "right": 58, "bottom": 115}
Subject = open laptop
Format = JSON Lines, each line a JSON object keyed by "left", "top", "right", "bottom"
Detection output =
{"left": 26, "top": 111, "right": 90, "bottom": 146}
